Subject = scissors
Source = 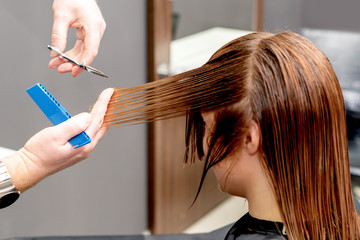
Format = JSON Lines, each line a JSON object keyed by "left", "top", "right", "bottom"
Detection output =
{"left": 48, "top": 45, "right": 108, "bottom": 78}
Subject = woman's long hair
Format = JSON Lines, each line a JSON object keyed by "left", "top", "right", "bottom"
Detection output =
{"left": 104, "top": 32, "right": 360, "bottom": 239}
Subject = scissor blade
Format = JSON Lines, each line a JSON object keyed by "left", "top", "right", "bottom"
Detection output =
{"left": 48, "top": 45, "right": 108, "bottom": 78}
{"left": 84, "top": 65, "right": 109, "bottom": 78}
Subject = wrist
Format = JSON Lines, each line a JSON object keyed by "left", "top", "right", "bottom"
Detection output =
{"left": 2, "top": 148, "right": 48, "bottom": 193}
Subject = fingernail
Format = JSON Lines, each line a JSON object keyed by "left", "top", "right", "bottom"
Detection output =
{"left": 104, "top": 88, "right": 115, "bottom": 97}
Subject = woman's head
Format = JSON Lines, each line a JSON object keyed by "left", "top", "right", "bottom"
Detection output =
{"left": 105, "top": 31, "right": 359, "bottom": 239}
{"left": 186, "top": 32, "right": 358, "bottom": 239}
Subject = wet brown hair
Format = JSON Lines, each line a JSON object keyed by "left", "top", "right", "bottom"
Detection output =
{"left": 104, "top": 32, "right": 360, "bottom": 239}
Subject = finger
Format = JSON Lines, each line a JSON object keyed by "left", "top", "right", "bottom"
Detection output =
{"left": 49, "top": 57, "right": 65, "bottom": 69}
{"left": 64, "top": 39, "right": 83, "bottom": 58}
{"left": 51, "top": 40, "right": 83, "bottom": 74}
{"left": 67, "top": 40, "right": 85, "bottom": 77}
{"left": 53, "top": 113, "right": 91, "bottom": 142}
{"left": 51, "top": 17, "right": 70, "bottom": 57}
{"left": 86, "top": 88, "right": 114, "bottom": 137}
{"left": 89, "top": 90, "right": 115, "bottom": 143}
{"left": 89, "top": 126, "right": 108, "bottom": 146}
{"left": 49, "top": 40, "right": 82, "bottom": 73}
{"left": 57, "top": 62, "right": 75, "bottom": 74}
{"left": 70, "top": 33, "right": 101, "bottom": 78}
{"left": 78, "top": 30, "right": 102, "bottom": 66}
{"left": 72, "top": 66, "right": 83, "bottom": 78}
{"left": 91, "top": 88, "right": 114, "bottom": 120}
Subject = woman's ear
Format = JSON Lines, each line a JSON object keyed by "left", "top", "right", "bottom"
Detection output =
{"left": 245, "top": 120, "right": 260, "bottom": 155}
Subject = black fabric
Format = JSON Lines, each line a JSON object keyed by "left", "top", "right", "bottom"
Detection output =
{"left": 224, "top": 213, "right": 286, "bottom": 240}
{"left": 224, "top": 194, "right": 360, "bottom": 240}
{"left": 144, "top": 224, "right": 232, "bottom": 240}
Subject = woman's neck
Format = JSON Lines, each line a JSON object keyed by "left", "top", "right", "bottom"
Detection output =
{"left": 246, "top": 187, "right": 283, "bottom": 222}
{"left": 245, "top": 167, "right": 283, "bottom": 222}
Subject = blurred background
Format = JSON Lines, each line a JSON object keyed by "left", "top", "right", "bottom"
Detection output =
{"left": 0, "top": 0, "right": 360, "bottom": 238}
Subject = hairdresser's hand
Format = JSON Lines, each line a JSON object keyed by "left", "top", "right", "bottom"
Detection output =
{"left": 49, "top": 0, "right": 106, "bottom": 77}
{"left": 2, "top": 88, "right": 114, "bottom": 192}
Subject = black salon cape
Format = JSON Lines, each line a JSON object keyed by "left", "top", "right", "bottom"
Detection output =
{"left": 224, "top": 195, "right": 360, "bottom": 240}
{"left": 224, "top": 213, "right": 286, "bottom": 240}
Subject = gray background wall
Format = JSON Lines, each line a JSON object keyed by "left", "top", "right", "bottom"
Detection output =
{"left": 172, "top": 0, "right": 254, "bottom": 39}
{"left": 172, "top": 0, "right": 305, "bottom": 39}
{"left": 0, "top": 0, "right": 147, "bottom": 238}
{"left": 301, "top": 0, "right": 360, "bottom": 32}
{"left": 173, "top": 0, "right": 360, "bottom": 38}
{"left": 264, "top": 0, "right": 360, "bottom": 33}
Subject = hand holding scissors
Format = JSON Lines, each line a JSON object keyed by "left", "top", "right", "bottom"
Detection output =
{"left": 49, "top": 0, "right": 106, "bottom": 78}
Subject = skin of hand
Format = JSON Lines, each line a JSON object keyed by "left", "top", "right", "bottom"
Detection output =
{"left": 2, "top": 88, "right": 114, "bottom": 193}
{"left": 49, "top": 0, "right": 106, "bottom": 77}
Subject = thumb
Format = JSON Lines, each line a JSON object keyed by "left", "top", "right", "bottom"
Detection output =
{"left": 53, "top": 113, "right": 91, "bottom": 141}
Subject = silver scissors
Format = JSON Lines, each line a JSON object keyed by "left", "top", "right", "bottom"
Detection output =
{"left": 48, "top": 45, "right": 108, "bottom": 78}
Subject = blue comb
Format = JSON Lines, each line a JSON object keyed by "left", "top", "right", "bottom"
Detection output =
{"left": 26, "top": 83, "right": 91, "bottom": 148}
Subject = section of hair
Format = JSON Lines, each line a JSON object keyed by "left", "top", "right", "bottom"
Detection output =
{"left": 104, "top": 58, "right": 246, "bottom": 126}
